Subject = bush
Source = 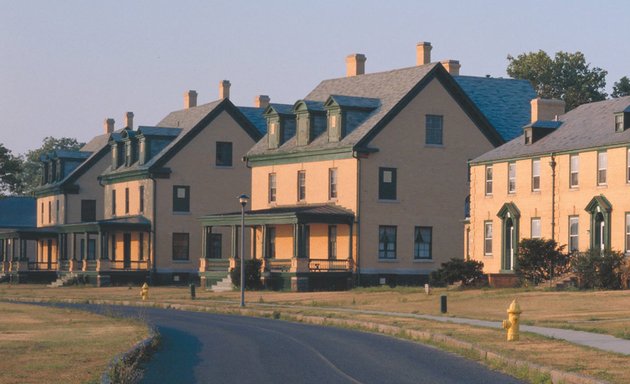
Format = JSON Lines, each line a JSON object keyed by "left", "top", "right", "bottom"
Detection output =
{"left": 429, "top": 258, "right": 484, "bottom": 287}
{"left": 230, "top": 259, "right": 263, "bottom": 290}
{"left": 572, "top": 248, "right": 626, "bottom": 289}
{"left": 515, "top": 238, "right": 570, "bottom": 285}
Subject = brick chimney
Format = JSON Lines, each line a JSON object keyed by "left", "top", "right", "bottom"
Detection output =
{"left": 254, "top": 95, "right": 270, "bottom": 109}
{"left": 125, "top": 112, "right": 134, "bottom": 129}
{"left": 416, "top": 42, "right": 432, "bottom": 66}
{"left": 441, "top": 60, "right": 461, "bottom": 76}
{"left": 104, "top": 118, "right": 115, "bottom": 134}
{"left": 346, "top": 54, "right": 366, "bottom": 77}
{"left": 219, "top": 80, "right": 231, "bottom": 100}
{"left": 184, "top": 90, "right": 198, "bottom": 109}
{"left": 531, "top": 98, "right": 565, "bottom": 122}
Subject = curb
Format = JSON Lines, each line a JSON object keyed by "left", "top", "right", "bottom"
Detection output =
{"left": 100, "top": 330, "right": 158, "bottom": 384}
{"left": 6, "top": 297, "right": 608, "bottom": 384}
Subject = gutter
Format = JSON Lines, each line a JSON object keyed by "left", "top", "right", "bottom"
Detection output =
{"left": 352, "top": 150, "right": 361, "bottom": 286}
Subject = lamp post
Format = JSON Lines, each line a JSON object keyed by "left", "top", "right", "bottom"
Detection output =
{"left": 238, "top": 194, "right": 249, "bottom": 307}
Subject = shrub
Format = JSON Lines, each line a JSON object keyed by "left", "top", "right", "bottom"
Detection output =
{"left": 230, "top": 259, "right": 263, "bottom": 290}
{"left": 515, "top": 238, "right": 570, "bottom": 285}
{"left": 572, "top": 248, "right": 626, "bottom": 289}
{"left": 429, "top": 258, "right": 484, "bottom": 287}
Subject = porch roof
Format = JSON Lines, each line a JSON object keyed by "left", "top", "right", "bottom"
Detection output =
{"left": 0, "top": 227, "right": 58, "bottom": 240}
{"left": 0, "top": 216, "right": 151, "bottom": 238}
{"left": 200, "top": 204, "right": 355, "bottom": 226}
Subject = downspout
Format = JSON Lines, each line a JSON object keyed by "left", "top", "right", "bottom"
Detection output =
{"left": 150, "top": 175, "right": 157, "bottom": 282}
{"left": 352, "top": 150, "right": 361, "bottom": 286}
{"left": 549, "top": 153, "right": 557, "bottom": 241}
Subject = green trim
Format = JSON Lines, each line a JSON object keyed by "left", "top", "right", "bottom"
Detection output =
{"left": 585, "top": 195, "right": 612, "bottom": 250}
{"left": 497, "top": 202, "right": 520, "bottom": 271}
{"left": 200, "top": 211, "right": 354, "bottom": 227}
{"left": 99, "top": 168, "right": 170, "bottom": 185}
{"left": 248, "top": 147, "right": 355, "bottom": 166}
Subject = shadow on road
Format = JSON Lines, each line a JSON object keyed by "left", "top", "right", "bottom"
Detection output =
{"left": 140, "top": 326, "right": 202, "bottom": 384}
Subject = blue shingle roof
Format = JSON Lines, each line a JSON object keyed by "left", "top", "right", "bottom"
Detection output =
{"left": 0, "top": 197, "right": 36, "bottom": 228}
{"left": 238, "top": 107, "right": 267, "bottom": 135}
{"left": 454, "top": 76, "right": 536, "bottom": 142}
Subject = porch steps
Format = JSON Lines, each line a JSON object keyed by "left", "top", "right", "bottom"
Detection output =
{"left": 209, "top": 275, "right": 234, "bottom": 293}
{"left": 48, "top": 273, "right": 78, "bottom": 288}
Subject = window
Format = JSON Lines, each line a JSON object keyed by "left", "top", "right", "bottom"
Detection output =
{"left": 524, "top": 129, "right": 532, "bottom": 145}
{"left": 304, "top": 225, "right": 310, "bottom": 259}
{"left": 531, "top": 218, "right": 541, "bottom": 239}
{"left": 328, "top": 225, "right": 337, "bottom": 260}
{"left": 172, "top": 233, "right": 189, "bottom": 261}
{"left": 139, "top": 233, "right": 144, "bottom": 260}
{"left": 626, "top": 213, "right": 630, "bottom": 254}
{"left": 40, "top": 203, "right": 44, "bottom": 225}
{"left": 265, "top": 227, "right": 276, "bottom": 259}
{"left": 87, "top": 239, "right": 96, "bottom": 260}
{"left": 216, "top": 142, "right": 233, "bottom": 166}
{"left": 616, "top": 114, "right": 624, "bottom": 132}
{"left": 55, "top": 200, "right": 59, "bottom": 223}
{"left": 329, "top": 168, "right": 338, "bottom": 199}
{"left": 425, "top": 115, "right": 443, "bottom": 145}
{"left": 207, "top": 233, "right": 222, "bottom": 259}
{"left": 484, "top": 221, "right": 493, "bottom": 255}
{"left": 81, "top": 200, "right": 96, "bottom": 222}
{"left": 124, "top": 187, "right": 130, "bottom": 214}
{"left": 507, "top": 162, "right": 516, "bottom": 193}
{"left": 597, "top": 151, "right": 607, "bottom": 185}
{"left": 378, "top": 226, "right": 397, "bottom": 259}
{"left": 485, "top": 165, "right": 493, "bottom": 195}
{"left": 48, "top": 201, "right": 51, "bottom": 223}
{"left": 627, "top": 149, "right": 630, "bottom": 184}
{"left": 111, "top": 234, "right": 116, "bottom": 260}
{"left": 414, "top": 226, "right": 432, "bottom": 259}
{"left": 570, "top": 154, "right": 579, "bottom": 188}
{"left": 569, "top": 216, "right": 579, "bottom": 252}
{"left": 111, "top": 190, "right": 117, "bottom": 216}
{"left": 532, "top": 159, "right": 540, "bottom": 191}
{"left": 173, "top": 186, "right": 190, "bottom": 212}
{"left": 139, "top": 186, "right": 145, "bottom": 213}
{"left": 378, "top": 167, "right": 397, "bottom": 200}
{"left": 268, "top": 173, "right": 277, "bottom": 203}
{"left": 297, "top": 171, "right": 306, "bottom": 201}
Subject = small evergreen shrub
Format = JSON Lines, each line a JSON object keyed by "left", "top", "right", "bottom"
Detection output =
{"left": 572, "top": 248, "right": 626, "bottom": 289}
{"left": 230, "top": 259, "right": 263, "bottom": 290}
{"left": 515, "top": 238, "right": 570, "bottom": 285}
{"left": 429, "top": 258, "right": 484, "bottom": 287}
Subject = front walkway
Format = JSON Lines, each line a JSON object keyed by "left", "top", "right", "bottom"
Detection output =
{"left": 242, "top": 302, "right": 630, "bottom": 356}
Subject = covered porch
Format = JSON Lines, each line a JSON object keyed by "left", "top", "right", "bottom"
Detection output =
{"left": 200, "top": 204, "right": 356, "bottom": 291}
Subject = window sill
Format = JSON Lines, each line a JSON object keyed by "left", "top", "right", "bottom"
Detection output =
{"left": 484, "top": 254, "right": 493, "bottom": 257}
{"left": 215, "top": 165, "right": 234, "bottom": 169}
{"left": 597, "top": 184, "right": 608, "bottom": 188}
{"left": 378, "top": 259, "right": 399, "bottom": 263}
{"left": 531, "top": 190, "right": 541, "bottom": 194}
{"left": 413, "top": 259, "right": 433, "bottom": 263}
{"left": 172, "top": 211, "right": 192, "bottom": 216}
{"left": 569, "top": 186, "right": 579, "bottom": 191}
{"left": 424, "top": 144, "right": 444, "bottom": 148}
{"left": 172, "top": 260, "right": 191, "bottom": 263}
{"left": 377, "top": 199, "right": 399, "bottom": 203}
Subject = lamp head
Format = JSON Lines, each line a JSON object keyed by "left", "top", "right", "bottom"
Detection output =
{"left": 238, "top": 194, "right": 249, "bottom": 207}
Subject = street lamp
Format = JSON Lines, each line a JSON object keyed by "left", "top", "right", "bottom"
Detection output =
{"left": 238, "top": 194, "right": 249, "bottom": 307}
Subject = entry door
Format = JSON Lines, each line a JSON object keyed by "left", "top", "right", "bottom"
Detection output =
{"left": 504, "top": 219, "right": 514, "bottom": 270}
{"left": 123, "top": 233, "right": 132, "bottom": 269}
{"left": 595, "top": 213, "right": 605, "bottom": 251}
{"left": 46, "top": 239, "right": 53, "bottom": 269}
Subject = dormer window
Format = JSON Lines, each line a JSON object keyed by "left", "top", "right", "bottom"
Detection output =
{"left": 268, "top": 120, "right": 281, "bottom": 149}
{"left": 615, "top": 113, "right": 625, "bottom": 132}
{"left": 296, "top": 114, "right": 310, "bottom": 146}
{"left": 524, "top": 128, "right": 532, "bottom": 145}
{"left": 328, "top": 112, "right": 342, "bottom": 143}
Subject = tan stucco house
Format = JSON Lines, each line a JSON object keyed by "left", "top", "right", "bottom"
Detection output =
{"left": 201, "top": 43, "right": 536, "bottom": 290}
{"left": 467, "top": 96, "right": 630, "bottom": 286}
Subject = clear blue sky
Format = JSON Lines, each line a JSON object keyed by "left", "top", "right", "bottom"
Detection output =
{"left": 1, "top": 0, "right": 629, "bottom": 154}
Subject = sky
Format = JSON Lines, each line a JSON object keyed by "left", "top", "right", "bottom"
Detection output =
{"left": 1, "top": 0, "right": 629, "bottom": 154}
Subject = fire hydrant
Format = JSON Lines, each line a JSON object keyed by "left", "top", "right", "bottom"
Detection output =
{"left": 141, "top": 283, "right": 149, "bottom": 301}
{"left": 502, "top": 298, "right": 522, "bottom": 341}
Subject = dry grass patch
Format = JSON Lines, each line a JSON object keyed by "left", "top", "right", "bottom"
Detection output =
{"left": 0, "top": 302, "right": 148, "bottom": 384}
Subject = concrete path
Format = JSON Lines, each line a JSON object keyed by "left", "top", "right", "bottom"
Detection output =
{"left": 241, "top": 302, "right": 630, "bottom": 356}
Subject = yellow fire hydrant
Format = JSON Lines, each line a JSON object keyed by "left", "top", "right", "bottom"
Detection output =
{"left": 502, "top": 298, "right": 522, "bottom": 341}
{"left": 141, "top": 283, "right": 149, "bottom": 301}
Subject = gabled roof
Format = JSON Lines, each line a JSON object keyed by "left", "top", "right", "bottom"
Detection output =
{"left": 0, "top": 196, "right": 36, "bottom": 228}
{"left": 237, "top": 107, "right": 267, "bottom": 135}
{"left": 247, "top": 63, "right": 523, "bottom": 159}
{"left": 473, "top": 96, "right": 630, "bottom": 163}
{"left": 453, "top": 76, "right": 536, "bottom": 142}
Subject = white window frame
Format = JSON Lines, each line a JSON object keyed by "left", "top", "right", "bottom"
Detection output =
{"left": 597, "top": 151, "right": 607, "bottom": 185}
{"left": 570, "top": 154, "right": 579, "bottom": 188}
{"left": 508, "top": 162, "right": 516, "bottom": 194}
{"left": 485, "top": 165, "right": 493, "bottom": 195}
{"left": 531, "top": 218, "right": 541, "bottom": 239}
{"left": 484, "top": 221, "right": 493, "bottom": 255}
{"left": 531, "top": 159, "right": 540, "bottom": 191}
{"left": 569, "top": 216, "right": 579, "bottom": 253}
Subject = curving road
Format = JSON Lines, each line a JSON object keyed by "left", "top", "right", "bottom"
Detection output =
{"left": 93, "top": 305, "right": 524, "bottom": 384}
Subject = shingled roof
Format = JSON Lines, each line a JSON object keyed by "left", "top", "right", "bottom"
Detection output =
{"left": 473, "top": 96, "right": 630, "bottom": 163}
{"left": 248, "top": 63, "right": 535, "bottom": 158}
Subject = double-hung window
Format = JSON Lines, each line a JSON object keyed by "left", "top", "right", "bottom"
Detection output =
{"left": 378, "top": 167, "right": 397, "bottom": 200}
{"left": 597, "top": 151, "right": 607, "bottom": 185}
{"left": 216, "top": 142, "right": 233, "bottom": 167}
{"left": 378, "top": 226, "right": 397, "bottom": 259}
{"left": 531, "top": 218, "right": 541, "bottom": 239}
{"left": 297, "top": 171, "right": 306, "bottom": 201}
{"left": 570, "top": 154, "right": 579, "bottom": 188}
{"left": 268, "top": 173, "right": 277, "bottom": 203}
{"left": 425, "top": 115, "right": 443, "bottom": 145}
{"left": 532, "top": 159, "right": 540, "bottom": 191}
{"left": 328, "top": 225, "right": 337, "bottom": 260}
{"left": 329, "top": 168, "right": 338, "bottom": 199}
{"left": 484, "top": 221, "right": 493, "bottom": 255}
{"left": 569, "top": 216, "right": 579, "bottom": 252}
{"left": 485, "top": 165, "right": 493, "bottom": 195}
{"left": 508, "top": 163, "right": 516, "bottom": 193}
{"left": 414, "top": 226, "right": 432, "bottom": 259}
{"left": 172, "top": 233, "right": 189, "bottom": 261}
{"left": 173, "top": 186, "right": 190, "bottom": 212}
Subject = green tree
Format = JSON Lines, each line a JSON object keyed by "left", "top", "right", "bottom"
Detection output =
{"left": 0, "top": 143, "right": 23, "bottom": 195}
{"left": 515, "top": 238, "right": 570, "bottom": 285}
{"left": 611, "top": 76, "right": 630, "bottom": 98}
{"left": 507, "top": 50, "right": 608, "bottom": 111}
{"left": 429, "top": 258, "right": 485, "bottom": 287}
{"left": 20, "top": 137, "right": 84, "bottom": 194}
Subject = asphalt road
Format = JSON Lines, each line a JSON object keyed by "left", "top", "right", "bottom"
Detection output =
{"left": 91, "top": 305, "right": 524, "bottom": 384}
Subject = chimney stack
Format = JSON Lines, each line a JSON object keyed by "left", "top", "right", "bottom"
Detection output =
{"left": 254, "top": 95, "right": 270, "bottom": 109}
{"left": 530, "top": 98, "right": 565, "bottom": 122}
{"left": 125, "top": 112, "right": 134, "bottom": 129}
{"left": 185, "top": 90, "right": 198, "bottom": 109}
{"left": 441, "top": 60, "right": 461, "bottom": 76}
{"left": 416, "top": 42, "right": 432, "bottom": 66}
{"left": 104, "top": 118, "right": 115, "bottom": 134}
{"left": 219, "top": 80, "right": 231, "bottom": 100}
{"left": 346, "top": 54, "right": 366, "bottom": 77}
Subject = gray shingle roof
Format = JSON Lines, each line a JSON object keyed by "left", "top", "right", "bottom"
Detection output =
{"left": 0, "top": 196, "right": 36, "bottom": 228}
{"left": 328, "top": 95, "right": 381, "bottom": 109}
{"left": 473, "top": 96, "right": 630, "bottom": 163}
{"left": 453, "top": 76, "right": 536, "bottom": 142}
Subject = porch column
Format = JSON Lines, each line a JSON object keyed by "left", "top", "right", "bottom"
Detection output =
{"left": 70, "top": 233, "right": 76, "bottom": 260}
{"left": 348, "top": 222, "right": 353, "bottom": 261}
{"left": 261, "top": 225, "right": 267, "bottom": 259}
{"left": 83, "top": 232, "right": 88, "bottom": 261}
{"left": 97, "top": 230, "right": 102, "bottom": 260}
{"left": 18, "top": 238, "right": 24, "bottom": 261}
{"left": 201, "top": 226, "right": 210, "bottom": 259}
{"left": 231, "top": 225, "right": 238, "bottom": 259}
{"left": 56, "top": 234, "right": 61, "bottom": 263}
{"left": 294, "top": 224, "right": 306, "bottom": 259}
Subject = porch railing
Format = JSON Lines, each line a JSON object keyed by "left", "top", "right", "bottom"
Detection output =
{"left": 28, "top": 261, "right": 58, "bottom": 271}
{"left": 83, "top": 260, "right": 98, "bottom": 271}
{"left": 265, "top": 258, "right": 292, "bottom": 272}
{"left": 59, "top": 260, "right": 70, "bottom": 271}
{"left": 110, "top": 260, "right": 149, "bottom": 271}
{"left": 309, "top": 259, "right": 352, "bottom": 272}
